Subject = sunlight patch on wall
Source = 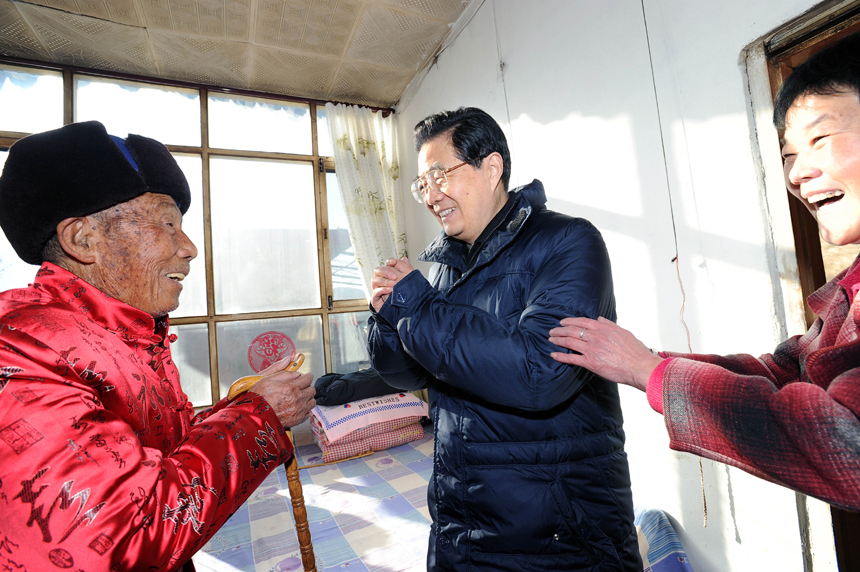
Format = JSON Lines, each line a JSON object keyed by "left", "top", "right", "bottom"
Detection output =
{"left": 669, "top": 113, "right": 764, "bottom": 245}
{"left": 509, "top": 111, "right": 643, "bottom": 217}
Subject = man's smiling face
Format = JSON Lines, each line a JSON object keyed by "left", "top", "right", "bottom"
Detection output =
{"left": 89, "top": 192, "right": 198, "bottom": 317}
{"left": 782, "top": 90, "right": 860, "bottom": 246}
{"left": 416, "top": 135, "right": 502, "bottom": 245}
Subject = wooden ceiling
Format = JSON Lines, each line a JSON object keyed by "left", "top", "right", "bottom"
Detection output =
{"left": 0, "top": 0, "right": 471, "bottom": 107}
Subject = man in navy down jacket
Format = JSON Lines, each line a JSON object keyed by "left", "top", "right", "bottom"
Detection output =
{"left": 367, "top": 107, "right": 641, "bottom": 571}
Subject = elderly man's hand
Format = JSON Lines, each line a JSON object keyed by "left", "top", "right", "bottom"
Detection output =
{"left": 251, "top": 368, "right": 316, "bottom": 428}
{"left": 371, "top": 256, "right": 415, "bottom": 312}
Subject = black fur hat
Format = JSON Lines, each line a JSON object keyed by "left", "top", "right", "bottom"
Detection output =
{"left": 0, "top": 121, "right": 191, "bottom": 265}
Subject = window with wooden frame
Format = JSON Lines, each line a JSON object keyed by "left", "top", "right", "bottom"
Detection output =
{"left": 0, "top": 59, "right": 375, "bottom": 409}
{"left": 765, "top": 7, "right": 860, "bottom": 571}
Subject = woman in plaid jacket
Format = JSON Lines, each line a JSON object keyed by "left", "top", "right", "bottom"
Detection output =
{"left": 548, "top": 32, "right": 860, "bottom": 511}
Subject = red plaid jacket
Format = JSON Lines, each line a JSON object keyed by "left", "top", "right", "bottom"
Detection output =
{"left": 661, "top": 256, "right": 860, "bottom": 510}
{"left": 0, "top": 264, "right": 292, "bottom": 571}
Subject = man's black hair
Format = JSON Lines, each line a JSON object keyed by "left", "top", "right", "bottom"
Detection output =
{"left": 774, "top": 32, "right": 860, "bottom": 130}
{"left": 413, "top": 107, "right": 511, "bottom": 192}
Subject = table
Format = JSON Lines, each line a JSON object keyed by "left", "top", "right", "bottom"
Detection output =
{"left": 194, "top": 420, "right": 433, "bottom": 572}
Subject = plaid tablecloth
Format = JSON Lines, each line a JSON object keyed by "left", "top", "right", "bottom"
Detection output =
{"left": 194, "top": 419, "right": 434, "bottom": 572}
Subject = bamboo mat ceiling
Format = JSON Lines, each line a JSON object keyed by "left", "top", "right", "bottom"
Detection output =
{"left": 0, "top": 0, "right": 470, "bottom": 107}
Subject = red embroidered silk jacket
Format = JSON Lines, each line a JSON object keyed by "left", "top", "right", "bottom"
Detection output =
{"left": 661, "top": 256, "right": 860, "bottom": 511}
{"left": 0, "top": 263, "right": 292, "bottom": 571}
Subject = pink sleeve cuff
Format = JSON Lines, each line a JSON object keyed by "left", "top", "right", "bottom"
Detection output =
{"left": 646, "top": 357, "right": 673, "bottom": 415}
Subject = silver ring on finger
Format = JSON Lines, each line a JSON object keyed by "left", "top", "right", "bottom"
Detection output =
{"left": 579, "top": 328, "right": 586, "bottom": 341}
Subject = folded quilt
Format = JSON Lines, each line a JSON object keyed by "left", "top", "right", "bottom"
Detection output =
{"left": 309, "top": 392, "right": 429, "bottom": 463}
{"left": 311, "top": 392, "right": 429, "bottom": 444}
{"left": 311, "top": 417, "right": 425, "bottom": 463}
{"left": 314, "top": 414, "right": 420, "bottom": 446}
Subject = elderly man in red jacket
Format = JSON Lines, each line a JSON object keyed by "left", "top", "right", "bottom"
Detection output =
{"left": 549, "top": 32, "right": 860, "bottom": 511}
{"left": 0, "top": 121, "right": 316, "bottom": 571}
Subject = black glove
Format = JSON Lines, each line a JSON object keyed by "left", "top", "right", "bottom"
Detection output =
{"left": 313, "top": 368, "right": 396, "bottom": 406}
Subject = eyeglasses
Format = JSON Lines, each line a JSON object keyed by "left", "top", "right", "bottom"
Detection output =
{"left": 410, "top": 161, "right": 468, "bottom": 203}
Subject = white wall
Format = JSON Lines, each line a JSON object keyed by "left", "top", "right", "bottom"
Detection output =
{"left": 392, "top": 1, "right": 839, "bottom": 570}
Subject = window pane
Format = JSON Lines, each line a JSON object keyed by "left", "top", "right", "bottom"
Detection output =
{"left": 75, "top": 75, "right": 201, "bottom": 146}
{"left": 0, "top": 65, "right": 63, "bottom": 134}
{"left": 0, "top": 150, "right": 40, "bottom": 290}
{"left": 0, "top": 226, "right": 39, "bottom": 292}
{"left": 210, "top": 157, "right": 320, "bottom": 314}
{"left": 216, "top": 316, "right": 323, "bottom": 400}
{"left": 171, "top": 323, "right": 212, "bottom": 407}
{"left": 317, "top": 107, "right": 333, "bottom": 157}
{"left": 328, "top": 311, "right": 371, "bottom": 373}
{"left": 326, "top": 172, "right": 364, "bottom": 300}
{"left": 170, "top": 154, "right": 207, "bottom": 318}
{"left": 821, "top": 242, "right": 860, "bottom": 282}
{"left": 208, "top": 94, "right": 311, "bottom": 154}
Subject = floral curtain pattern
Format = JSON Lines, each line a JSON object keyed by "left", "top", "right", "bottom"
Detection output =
{"left": 325, "top": 103, "right": 407, "bottom": 299}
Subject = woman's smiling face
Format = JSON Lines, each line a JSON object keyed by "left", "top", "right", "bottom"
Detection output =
{"left": 782, "top": 90, "right": 860, "bottom": 246}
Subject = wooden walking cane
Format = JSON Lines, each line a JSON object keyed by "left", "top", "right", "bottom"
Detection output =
{"left": 227, "top": 354, "right": 317, "bottom": 572}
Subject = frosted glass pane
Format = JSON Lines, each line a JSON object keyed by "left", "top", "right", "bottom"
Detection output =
{"left": 328, "top": 311, "right": 371, "bottom": 373}
{"left": 216, "top": 316, "right": 323, "bottom": 400}
{"left": 326, "top": 171, "right": 364, "bottom": 300}
{"left": 208, "top": 94, "right": 310, "bottom": 154}
{"left": 171, "top": 323, "right": 212, "bottom": 407}
{"left": 170, "top": 154, "right": 207, "bottom": 318}
{"left": 0, "top": 65, "right": 63, "bottom": 134}
{"left": 210, "top": 157, "right": 320, "bottom": 314}
{"left": 0, "top": 227, "right": 39, "bottom": 291}
{"left": 0, "top": 150, "right": 40, "bottom": 290}
{"left": 75, "top": 76, "right": 201, "bottom": 146}
{"left": 317, "top": 107, "right": 333, "bottom": 157}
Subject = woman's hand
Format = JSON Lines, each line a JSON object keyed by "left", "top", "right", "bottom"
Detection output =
{"left": 548, "top": 316, "right": 663, "bottom": 392}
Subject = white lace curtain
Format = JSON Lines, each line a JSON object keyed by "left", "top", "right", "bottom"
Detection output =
{"left": 325, "top": 103, "right": 408, "bottom": 300}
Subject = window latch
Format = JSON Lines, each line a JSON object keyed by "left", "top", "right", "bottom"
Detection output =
{"left": 318, "top": 158, "right": 324, "bottom": 172}
{"left": 327, "top": 295, "right": 333, "bottom": 311}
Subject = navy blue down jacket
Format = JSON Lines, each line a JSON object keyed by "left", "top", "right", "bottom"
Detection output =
{"left": 367, "top": 180, "right": 641, "bottom": 571}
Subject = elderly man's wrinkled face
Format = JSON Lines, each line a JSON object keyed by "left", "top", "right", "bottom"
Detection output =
{"left": 782, "top": 90, "right": 860, "bottom": 246}
{"left": 90, "top": 192, "right": 197, "bottom": 317}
